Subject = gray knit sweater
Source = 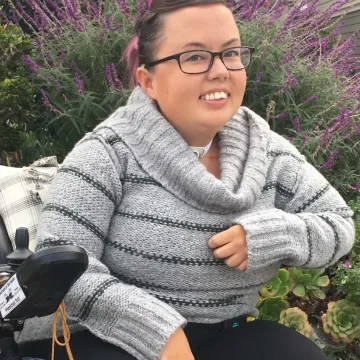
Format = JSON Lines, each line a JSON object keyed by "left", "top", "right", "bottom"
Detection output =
{"left": 17, "top": 87, "right": 355, "bottom": 359}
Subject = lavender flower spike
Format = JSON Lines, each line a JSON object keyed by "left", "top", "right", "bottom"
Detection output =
{"left": 75, "top": 71, "right": 84, "bottom": 96}
{"left": 111, "top": 64, "right": 123, "bottom": 90}
{"left": 105, "top": 65, "right": 116, "bottom": 89}
{"left": 320, "top": 148, "right": 340, "bottom": 169}
{"left": 294, "top": 116, "right": 300, "bottom": 132}
{"left": 256, "top": 72, "right": 263, "bottom": 84}
{"left": 40, "top": 89, "right": 62, "bottom": 113}
{"left": 21, "top": 55, "right": 39, "bottom": 74}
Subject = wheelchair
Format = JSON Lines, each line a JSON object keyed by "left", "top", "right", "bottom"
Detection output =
{"left": 0, "top": 216, "right": 88, "bottom": 360}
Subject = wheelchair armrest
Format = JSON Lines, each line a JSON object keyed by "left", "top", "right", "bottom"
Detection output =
{"left": 0, "top": 216, "right": 13, "bottom": 264}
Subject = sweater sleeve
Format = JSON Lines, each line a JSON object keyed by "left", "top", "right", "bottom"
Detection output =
{"left": 31, "top": 133, "right": 186, "bottom": 360}
{"left": 232, "top": 160, "right": 355, "bottom": 271}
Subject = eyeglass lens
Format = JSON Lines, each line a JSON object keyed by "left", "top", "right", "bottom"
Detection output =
{"left": 179, "top": 47, "right": 251, "bottom": 73}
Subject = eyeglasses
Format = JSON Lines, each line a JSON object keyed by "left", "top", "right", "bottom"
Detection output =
{"left": 142, "top": 46, "right": 255, "bottom": 74}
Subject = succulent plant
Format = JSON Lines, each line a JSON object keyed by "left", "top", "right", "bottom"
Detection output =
{"left": 257, "top": 297, "right": 289, "bottom": 322}
{"left": 321, "top": 300, "right": 360, "bottom": 344}
{"left": 278, "top": 307, "right": 313, "bottom": 338}
{"left": 289, "top": 267, "right": 330, "bottom": 300}
{"left": 259, "top": 268, "right": 292, "bottom": 298}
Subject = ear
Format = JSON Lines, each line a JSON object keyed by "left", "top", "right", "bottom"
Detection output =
{"left": 136, "top": 66, "right": 157, "bottom": 100}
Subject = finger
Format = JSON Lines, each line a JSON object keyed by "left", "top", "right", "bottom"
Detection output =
{"left": 236, "top": 259, "right": 248, "bottom": 272}
{"left": 213, "top": 242, "right": 237, "bottom": 259}
{"left": 208, "top": 228, "right": 234, "bottom": 249}
{"left": 224, "top": 253, "right": 243, "bottom": 268}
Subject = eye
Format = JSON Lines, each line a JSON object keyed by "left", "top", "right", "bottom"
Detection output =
{"left": 223, "top": 49, "right": 241, "bottom": 58}
{"left": 185, "top": 54, "right": 205, "bottom": 62}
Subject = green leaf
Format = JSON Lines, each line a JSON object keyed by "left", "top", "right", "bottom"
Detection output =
{"left": 310, "top": 268, "right": 325, "bottom": 280}
{"left": 293, "top": 284, "right": 306, "bottom": 297}
{"left": 309, "top": 289, "right": 326, "bottom": 299}
{"left": 278, "top": 268, "right": 289, "bottom": 282}
{"left": 299, "top": 274, "right": 312, "bottom": 284}
{"left": 305, "top": 284, "right": 319, "bottom": 290}
{"left": 276, "top": 286, "right": 290, "bottom": 297}
{"left": 315, "top": 275, "right": 330, "bottom": 287}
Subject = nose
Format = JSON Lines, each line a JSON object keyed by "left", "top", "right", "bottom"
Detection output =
{"left": 207, "top": 55, "right": 229, "bottom": 81}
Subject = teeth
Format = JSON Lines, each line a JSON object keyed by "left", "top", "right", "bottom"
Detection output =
{"left": 201, "top": 91, "right": 228, "bottom": 101}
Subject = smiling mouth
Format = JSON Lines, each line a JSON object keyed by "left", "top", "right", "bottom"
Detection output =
{"left": 199, "top": 91, "right": 230, "bottom": 101}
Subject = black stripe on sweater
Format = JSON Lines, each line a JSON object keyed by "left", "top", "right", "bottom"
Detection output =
{"left": 116, "top": 211, "right": 229, "bottom": 233}
{"left": 78, "top": 278, "right": 120, "bottom": 320}
{"left": 123, "top": 174, "right": 162, "bottom": 187}
{"left": 263, "top": 182, "right": 294, "bottom": 198}
{"left": 295, "top": 184, "right": 330, "bottom": 213}
{"left": 318, "top": 215, "right": 340, "bottom": 266}
{"left": 107, "top": 240, "right": 225, "bottom": 266}
{"left": 108, "top": 137, "right": 121, "bottom": 146}
{"left": 113, "top": 271, "right": 264, "bottom": 293}
{"left": 60, "top": 166, "right": 116, "bottom": 204}
{"left": 301, "top": 218, "right": 312, "bottom": 266}
{"left": 154, "top": 294, "right": 245, "bottom": 307}
{"left": 36, "top": 238, "right": 76, "bottom": 251}
{"left": 43, "top": 204, "right": 106, "bottom": 242}
{"left": 267, "top": 151, "right": 304, "bottom": 162}
{"left": 112, "top": 272, "right": 244, "bottom": 307}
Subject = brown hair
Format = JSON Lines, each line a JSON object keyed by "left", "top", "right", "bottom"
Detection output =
{"left": 123, "top": 0, "right": 227, "bottom": 88}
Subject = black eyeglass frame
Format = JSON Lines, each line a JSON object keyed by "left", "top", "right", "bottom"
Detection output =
{"left": 142, "top": 46, "right": 256, "bottom": 74}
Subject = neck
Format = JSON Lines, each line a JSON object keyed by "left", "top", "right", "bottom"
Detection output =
{"left": 180, "top": 130, "right": 218, "bottom": 148}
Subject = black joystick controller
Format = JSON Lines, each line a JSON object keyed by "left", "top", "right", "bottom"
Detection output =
{"left": 6, "top": 228, "right": 33, "bottom": 269}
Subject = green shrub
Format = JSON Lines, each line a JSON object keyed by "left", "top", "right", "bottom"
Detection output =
{"left": 2, "top": 0, "right": 359, "bottom": 201}
{"left": 0, "top": 22, "right": 39, "bottom": 162}
{"left": 330, "top": 197, "right": 360, "bottom": 305}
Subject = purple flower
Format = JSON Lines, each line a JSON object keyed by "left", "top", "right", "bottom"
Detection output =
{"left": 320, "top": 128, "right": 331, "bottom": 146}
{"left": 343, "top": 261, "right": 352, "bottom": 268}
{"left": 281, "top": 52, "right": 294, "bottom": 64}
{"left": 0, "top": 9, "right": 10, "bottom": 25}
{"left": 276, "top": 113, "right": 288, "bottom": 119}
{"left": 91, "top": 1, "right": 99, "bottom": 18}
{"left": 72, "top": 61, "right": 80, "bottom": 73}
{"left": 105, "top": 65, "right": 116, "bottom": 89}
{"left": 138, "top": 0, "right": 144, "bottom": 14}
{"left": 117, "top": 0, "right": 130, "bottom": 17}
{"left": 21, "top": 55, "right": 39, "bottom": 74}
{"left": 346, "top": 124, "right": 360, "bottom": 140}
{"left": 59, "top": 48, "right": 65, "bottom": 64}
{"left": 64, "top": 0, "right": 76, "bottom": 19}
{"left": 75, "top": 72, "right": 84, "bottom": 96}
{"left": 294, "top": 116, "right": 300, "bottom": 132}
{"left": 40, "top": 89, "right": 61, "bottom": 113}
{"left": 16, "top": 1, "right": 38, "bottom": 29}
{"left": 104, "top": 16, "right": 116, "bottom": 32}
{"left": 111, "top": 64, "right": 123, "bottom": 90}
{"left": 348, "top": 182, "right": 360, "bottom": 192}
{"left": 285, "top": 71, "right": 297, "bottom": 88}
{"left": 72, "top": 61, "right": 84, "bottom": 95}
{"left": 299, "top": 96, "right": 319, "bottom": 106}
{"left": 320, "top": 148, "right": 340, "bottom": 169}
{"left": 12, "top": 13, "right": 19, "bottom": 26}
{"left": 256, "top": 72, "right": 263, "bottom": 84}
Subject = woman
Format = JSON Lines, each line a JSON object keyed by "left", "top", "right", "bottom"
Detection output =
{"left": 18, "top": 1, "right": 354, "bottom": 359}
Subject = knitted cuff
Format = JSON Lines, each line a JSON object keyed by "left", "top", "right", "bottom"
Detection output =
{"left": 232, "top": 209, "right": 308, "bottom": 271}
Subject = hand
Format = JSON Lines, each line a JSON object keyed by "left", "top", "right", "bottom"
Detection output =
{"left": 159, "top": 327, "right": 194, "bottom": 360}
{"left": 208, "top": 225, "right": 248, "bottom": 271}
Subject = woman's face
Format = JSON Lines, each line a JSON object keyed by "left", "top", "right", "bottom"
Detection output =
{"left": 138, "top": 4, "right": 247, "bottom": 145}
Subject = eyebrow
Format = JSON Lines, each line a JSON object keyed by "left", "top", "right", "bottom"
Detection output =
{"left": 181, "top": 38, "right": 240, "bottom": 50}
